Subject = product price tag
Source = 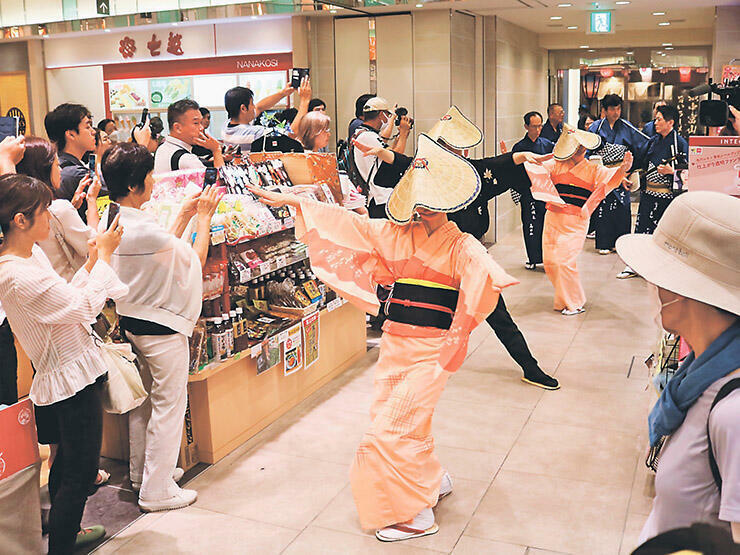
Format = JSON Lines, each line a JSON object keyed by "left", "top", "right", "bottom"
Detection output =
{"left": 276, "top": 255, "right": 287, "bottom": 268}
{"left": 278, "top": 330, "right": 289, "bottom": 344}
{"left": 259, "top": 262, "right": 271, "bottom": 275}
{"left": 239, "top": 266, "right": 251, "bottom": 282}
{"left": 327, "top": 299, "right": 341, "bottom": 312}
{"left": 250, "top": 344, "right": 261, "bottom": 358}
{"left": 210, "top": 224, "right": 226, "bottom": 245}
{"left": 284, "top": 217, "right": 294, "bottom": 228}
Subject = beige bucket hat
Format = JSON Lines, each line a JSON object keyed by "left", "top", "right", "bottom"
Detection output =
{"left": 553, "top": 123, "right": 602, "bottom": 160}
{"left": 386, "top": 133, "right": 481, "bottom": 224}
{"left": 426, "top": 106, "right": 483, "bottom": 150}
{"left": 616, "top": 191, "right": 740, "bottom": 315}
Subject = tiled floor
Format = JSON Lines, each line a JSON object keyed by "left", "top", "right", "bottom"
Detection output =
{"left": 93, "top": 227, "right": 659, "bottom": 555}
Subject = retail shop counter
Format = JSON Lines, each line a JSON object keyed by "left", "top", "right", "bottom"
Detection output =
{"left": 100, "top": 301, "right": 366, "bottom": 465}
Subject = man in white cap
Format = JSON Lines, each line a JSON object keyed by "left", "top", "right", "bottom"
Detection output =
{"left": 349, "top": 97, "right": 412, "bottom": 219}
{"left": 615, "top": 191, "right": 740, "bottom": 545}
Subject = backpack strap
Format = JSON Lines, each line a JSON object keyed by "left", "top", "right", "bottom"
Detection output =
{"left": 170, "top": 148, "right": 189, "bottom": 171}
{"left": 707, "top": 376, "right": 740, "bottom": 492}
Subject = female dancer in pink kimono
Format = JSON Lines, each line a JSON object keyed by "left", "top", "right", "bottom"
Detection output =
{"left": 249, "top": 134, "right": 533, "bottom": 542}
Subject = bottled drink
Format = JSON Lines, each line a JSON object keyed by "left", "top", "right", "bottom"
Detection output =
{"left": 222, "top": 313, "right": 234, "bottom": 357}
{"left": 213, "top": 317, "right": 227, "bottom": 361}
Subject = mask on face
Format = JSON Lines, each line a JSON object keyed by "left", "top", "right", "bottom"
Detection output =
{"left": 647, "top": 283, "right": 681, "bottom": 329}
{"left": 380, "top": 113, "right": 391, "bottom": 134}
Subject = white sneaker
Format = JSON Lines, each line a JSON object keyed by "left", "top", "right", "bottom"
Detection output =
{"left": 139, "top": 487, "right": 197, "bottom": 513}
{"left": 131, "top": 467, "right": 185, "bottom": 492}
{"left": 375, "top": 508, "right": 438, "bottom": 542}
{"left": 438, "top": 471, "right": 453, "bottom": 502}
{"left": 561, "top": 307, "right": 585, "bottom": 316}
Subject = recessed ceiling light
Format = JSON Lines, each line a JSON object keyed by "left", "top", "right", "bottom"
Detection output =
{"left": 658, "top": 22, "right": 670, "bottom": 26}
{"left": 550, "top": 16, "right": 563, "bottom": 20}
{"left": 567, "top": 25, "right": 578, "bottom": 29}
{"left": 580, "top": 45, "right": 589, "bottom": 49}
{"left": 588, "top": 49, "right": 596, "bottom": 52}
{"left": 652, "top": 12, "right": 665, "bottom": 16}
{"left": 557, "top": 3, "right": 572, "bottom": 6}
{"left": 416, "top": 3, "right": 423, "bottom": 6}
{"left": 626, "top": 50, "right": 634, "bottom": 54}
{"left": 665, "top": 46, "right": 674, "bottom": 50}
{"left": 662, "top": 43, "right": 672, "bottom": 46}
{"left": 616, "top": 1, "right": 630, "bottom": 4}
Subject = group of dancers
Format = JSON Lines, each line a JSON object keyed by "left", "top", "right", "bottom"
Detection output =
{"left": 247, "top": 102, "right": 642, "bottom": 541}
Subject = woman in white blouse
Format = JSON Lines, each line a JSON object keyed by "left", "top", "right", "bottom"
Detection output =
{"left": 0, "top": 173, "right": 127, "bottom": 553}
{"left": 100, "top": 143, "right": 221, "bottom": 513}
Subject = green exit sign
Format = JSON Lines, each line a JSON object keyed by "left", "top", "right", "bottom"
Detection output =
{"left": 589, "top": 11, "right": 613, "bottom": 33}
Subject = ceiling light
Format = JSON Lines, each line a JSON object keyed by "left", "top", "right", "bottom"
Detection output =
{"left": 580, "top": 45, "right": 589, "bottom": 49}
{"left": 567, "top": 26, "right": 578, "bottom": 29}
{"left": 557, "top": 3, "right": 572, "bottom": 6}
{"left": 616, "top": 1, "right": 630, "bottom": 4}
{"left": 658, "top": 22, "right": 670, "bottom": 26}
{"left": 550, "top": 16, "right": 563, "bottom": 20}
{"left": 588, "top": 49, "right": 596, "bottom": 52}
{"left": 665, "top": 46, "right": 674, "bottom": 50}
{"left": 652, "top": 12, "right": 665, "bottom": 16}
{"left": 662, "top": 43, "right": 672, "bottom": 46}
{"left": 416, "top": 3, "right": 423, "bottom": 6}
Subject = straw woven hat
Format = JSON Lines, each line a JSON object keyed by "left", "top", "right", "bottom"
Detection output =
{"left": 385, "top": 133, "right": 481, "bottom": 224}
{"left": 616, "top": 191, "right": 740, "bottom": 315}
{"left": 553, "top": 123, "right": 602, "bottom": 160}
{"left": 426, "top": 106, "right": 483, "bottom": 150}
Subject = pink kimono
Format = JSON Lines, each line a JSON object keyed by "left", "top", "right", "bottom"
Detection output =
{"left": 294, "top": 199, "right": 517, "bottom": 529}
{"left": 524, "top": 158, "right": 624, "bottom": 311}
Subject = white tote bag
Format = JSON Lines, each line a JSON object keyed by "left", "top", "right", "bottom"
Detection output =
{"left": 94, "top": 338, "right": 148, "bottom": 414}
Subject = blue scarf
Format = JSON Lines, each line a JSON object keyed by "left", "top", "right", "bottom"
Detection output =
{"left": 649, "top": 321, "right": 740, "bottom": 446}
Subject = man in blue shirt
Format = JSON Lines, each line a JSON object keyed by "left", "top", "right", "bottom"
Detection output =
{"left": 642, "top": 100, "right": 667, "bottom": 138}
{"left": 540, "top": 103, "right": 564, "bottom": 143}
{"left": 511, "top": 111, "right": 554, "bottom": 269}
{"left": 588, "top": 94, "right": 650, "bottom": 255}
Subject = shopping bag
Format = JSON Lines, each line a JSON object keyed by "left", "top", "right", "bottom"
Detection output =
{"left": 97, "top": 340, "right": 148, "bottom": 414}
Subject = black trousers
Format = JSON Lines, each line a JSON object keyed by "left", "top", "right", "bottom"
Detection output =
{"left": 519, "top": 196, "right": 546, "bottom": 265}
{"left": 47, "top": 377, "right": 104, "bottom": 555}
{"left": 485, "top": 296, "right": 540, "bottom": 374}
{"left": 0, "top": 319, "right": 18, "bottom": 405}
{"left": 634, "top": 191, "right": 672, "bottom": 235}
{"left": 595, "top": 188, "right": 631, "bottom": 250}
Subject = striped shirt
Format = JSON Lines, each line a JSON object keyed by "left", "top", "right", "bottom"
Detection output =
{"left": 0, "top": 245, "right": 129, "bottom": 405}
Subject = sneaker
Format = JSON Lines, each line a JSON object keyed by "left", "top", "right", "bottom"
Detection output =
{"left": 586, "top": 231, "right": 596, "bottom": 239}
{"left": 524, "top": 262, "right": 537, "bottom": 270}
{"left": 437, "top": 471, "right": 453, "bottom": 502}
{"left": 616, "top": 267, "right": 638, "bottom": 279}
{"left": 521, "top": 368, "right": 560, "bottom": 390}
{"left": 75, "top": 525, "right": 106, "bottom": 546}
{"left": 139, "top": 487, "right": 197, "bottom": 513}
{"left": 598, "top": 249, "right": 614, "bottom": 255}
{"left": 375, "top": 508, "right": 438, "bottom": 542}
{"left": 131, "top": 467, "right": 185, "bottom": 492}
{"left": 561, "top": 307, "right": 585, "bottom": 316}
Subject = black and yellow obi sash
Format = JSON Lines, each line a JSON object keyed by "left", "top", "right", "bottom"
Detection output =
{"left": 555, "top": 183, "right": 592, "bottom": 208}
{"left": 385, "top": 278, "right": 459, "bottom": 330}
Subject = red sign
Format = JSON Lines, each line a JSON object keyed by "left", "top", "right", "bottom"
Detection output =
{"left": 119, "top": 36, "right": 136, "bottom": 59}
{"left": 103, "top": 52, "right": 292, "bottom": 81}
{"left": 147, "top": 34, "right": 161, "bottom": 57}
{"left": 167, "top": 31, "right": 184, "bottom": 56}
{"left": 0, "top": 399, "right": 39, "bottom": 481}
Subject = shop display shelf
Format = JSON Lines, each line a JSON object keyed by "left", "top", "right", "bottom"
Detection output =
{"left": 242, "top": 251, "right": 309, "bottom": 283}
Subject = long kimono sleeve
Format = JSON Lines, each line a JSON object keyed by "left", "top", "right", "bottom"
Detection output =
{"left": 437, "top": 235, "right": 519, "bottom": 373}
{"left": 294, "top": 199, "right": 399, "bottom": 315}
{"left": 471, "top": 152, "right": 530, "bottom": 200}
{"left": 523, "top": 159, "right": 565, "bottom": 206}
{"left": 582, "top": 163, "right": 626, "bottom": 216}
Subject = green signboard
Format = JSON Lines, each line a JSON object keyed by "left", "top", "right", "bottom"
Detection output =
{"left": 589, "top": 11, "right": 612, "bottom": 34}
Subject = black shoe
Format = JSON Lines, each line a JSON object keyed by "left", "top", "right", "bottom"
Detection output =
{"left": 521, "top": 368, "right": 560, "bottom": 390}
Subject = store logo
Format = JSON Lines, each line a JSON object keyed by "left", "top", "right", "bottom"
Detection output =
{"left": 17, "top": 407, "right": 31, "bottom": 426}
{"left": 412, "top": 158, "right": 430, "bottom": 171}
{"left": 237, "top": 58, "right": 279, "bottom": 70}
{"left": 441, "top": 115, "right": 452, "bottom": 121}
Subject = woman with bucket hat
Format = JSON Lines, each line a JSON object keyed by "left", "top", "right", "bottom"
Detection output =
{"left": 248, "top": 134, "right": 518, "bottom": 542}
{"left": 615, "top": 191, "right": 740, "bottom": 545}
{"left": 523, "top": 123, "right": 633, "bottom": 315}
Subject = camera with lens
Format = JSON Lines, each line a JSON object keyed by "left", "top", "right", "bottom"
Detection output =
{"left": 689, "top": 78, "right": 740, "bottom": 127}
{"left": 395, "top": 107, "right": 414, "bottom": 129}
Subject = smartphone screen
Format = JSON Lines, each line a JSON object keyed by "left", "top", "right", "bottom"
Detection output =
{"left": 88, "top": 154, "right": 96, "bottom": 176}
{"left": 204, "top": 167, "right": 218, "bottom": 186}
{"left": 291, "top": 68, "right": 310, "bottom": 89}
{"left": 107, "top": 202, "right": 120, "bottom": 229}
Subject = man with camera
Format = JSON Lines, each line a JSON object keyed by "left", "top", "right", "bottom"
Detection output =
{"left": 350, "top": 97, "right": 413, "bottom": 219}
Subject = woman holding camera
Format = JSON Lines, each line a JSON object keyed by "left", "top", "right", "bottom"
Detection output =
{"left": 0, "top": 173, "right": 127, "bottom": 553}
{"left": 100, "top": 143, "right": 221, "bottom": 512}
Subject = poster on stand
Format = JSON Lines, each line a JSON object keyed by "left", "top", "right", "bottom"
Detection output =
{"left": 302, "top": 312, "right": 320, "bottom": 369}
{"left": 256, "top": 336, "right": 281, "bottom": 375}
{"left": 688, "top": 136, "right": 740, "bottom": 196}
{"left": 283, "top": 324, "right": 303, "bottom": 376}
